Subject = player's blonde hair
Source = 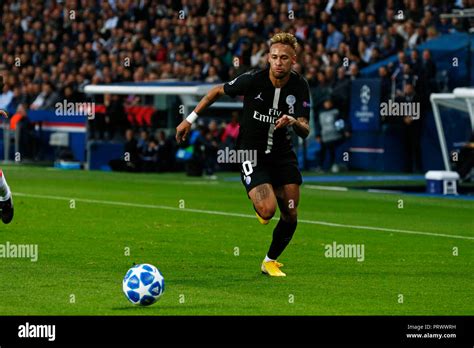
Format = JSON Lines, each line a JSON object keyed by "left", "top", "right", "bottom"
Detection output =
{"left": 270, "top": 32, "right": 298, "bottom": 52}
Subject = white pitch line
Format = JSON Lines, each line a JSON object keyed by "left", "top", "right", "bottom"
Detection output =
{"left": 305, "top": 185, "right": 349, "bottom": 191}
{"left": 15, "top": 192, "right": 474, "bottom": 241}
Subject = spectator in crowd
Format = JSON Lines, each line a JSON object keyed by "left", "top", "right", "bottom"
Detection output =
{"left": 379, "top": 34, "right": 397, "bottom": 58}
{"left": 10, "top": 103, "right": 37, "bottom": 159}
{"left": 398, "top": 83, "right": 422, "bottom": 173}
{"left": 312, "top": 70, "right": 332, "bottom": 116}
{"left": 205, "top": 66, "right": 222, "bottom": 83}
{"left": 30, "top": 82, "right": 59, "bottom": 110}
{"left": 137, "top": 130, "right": 149, "bottom": 154}
{"left": 156, "top": 130, "right": 174, "bottom": 172}
{"left": 109, "top": 129, "right": 140, "bottom": 172}
{"left": 184, "top": 124, "right": 215, "bottom": 178}
{"left": 104, "top": 94, "right": 128, "bottom": 140}
{"left": 203, "top": 126, "right": 219, "bottom": 178}
{"left": 140, "top": 138, "right": 159, "bottom": 172}
{"left": 378, "top": 66, "right": 392, "bottom": 103}
{"left": 331, "top": 67, "right": 350, "bottom": 117}
{"left": 208, "top": 119, "right": 224, "bottom": 142}
{"left": 62, "top": 85, "right": 81, "bottom": 104}
{"left": 349, "top": 63, "right": 360, "bottom": 80}
{"left": 408, "top": 49, "right": 423, "bottom": 78}
{"left": 454, "top": 134, "right": 474, "bottom": 181}
{"left": 0, "top": 83, "right": 14, "bottom": 111}
{"left": 420, "top": 49, "right": 437, "bottom": 103}
{"left": 9, "top": 104, "right": 28, "bottom": 132}
{"left": 6, "top": 86, "right": 23, "bottom": 113}
{"left": 325, "top": 23, "right": 344, "bottom": 52}
{"left": 221, "top": 111, "right": 240, "bottom": 147}
{"left": 315, "top": 97, "right": 350, "bottom": 173}
{"left": 394, "top": 63, "right": 418, "bottom": 97}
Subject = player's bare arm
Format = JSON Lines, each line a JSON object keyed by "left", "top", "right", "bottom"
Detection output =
{"left": 175, "top": 85, "right": 225, "bottom": 143}
{"left": 275, "top": 116, "right": 310, "bottom": 138}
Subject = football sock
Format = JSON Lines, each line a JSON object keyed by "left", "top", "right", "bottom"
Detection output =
{"left": 263, "top": 255, "right": 275, "bottom": 263}
{"left": 0, "top": 170, "right": 11, "bottom": 201}
{"left": 267, "top": 218, "right": 297, "bottom": 260}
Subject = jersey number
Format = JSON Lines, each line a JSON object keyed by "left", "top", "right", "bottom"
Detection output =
{"left": 242, "top": 160, "right": 253, "bottom": 176}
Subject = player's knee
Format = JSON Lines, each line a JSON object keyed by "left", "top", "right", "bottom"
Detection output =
{"left": 258, "top": 204, "right": 276, "bottom": 220}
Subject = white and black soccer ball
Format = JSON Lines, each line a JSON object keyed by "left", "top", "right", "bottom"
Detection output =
{"left": 123, "top": 264, "right": 165, "bottom": 306}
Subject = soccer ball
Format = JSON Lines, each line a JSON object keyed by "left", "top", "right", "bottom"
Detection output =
{"left": 122, "top": 264, "right": 165, "bottom": 306}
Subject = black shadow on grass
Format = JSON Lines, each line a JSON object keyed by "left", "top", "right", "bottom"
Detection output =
{"left": 111, "top": 303, "right": 220, "bottom": 311}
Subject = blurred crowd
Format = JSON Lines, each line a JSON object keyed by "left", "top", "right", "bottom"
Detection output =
{"left": 1, "top": 0, "right": 471, "bottom": 114}
{"left": 1, "top": 0, "right": 473, "bottom": 173}
{"left": 109, "top": 111, "right": 240, "bottom": 175}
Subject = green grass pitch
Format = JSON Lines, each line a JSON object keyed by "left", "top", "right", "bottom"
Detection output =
{"left": 0, "top": 165, "right": 472, "bottom": 315}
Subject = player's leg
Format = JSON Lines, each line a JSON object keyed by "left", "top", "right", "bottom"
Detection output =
{"left": 269, "top": 183, "right": 299, "bottom": 259}
{"left": 248, "top": 183, "right": 277, "bottom": 224}
{"left": 241, "top": 158, "right": 276, "bottom": 224}
{"left": 260, "top": 184, "right": 299, "bottom": 277}
{"left": 241, "top": 159, "right": 287, "bottom": 276}
{"left": 261, "top": 149, "right": 303, "bottom": 276}
{"left": 0, "top": 169, "right": 14, "bottom": 224}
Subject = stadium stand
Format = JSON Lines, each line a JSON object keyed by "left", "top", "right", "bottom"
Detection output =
{"left": 1, "top": 0, "right": 473, "bottom": 174}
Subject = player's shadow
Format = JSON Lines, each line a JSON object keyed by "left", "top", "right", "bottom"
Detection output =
{"left": 111, "top": 306, "right": 156, "bottom": 311}
{"left": 111, "top": 304, "right": 218, "bottom": 311}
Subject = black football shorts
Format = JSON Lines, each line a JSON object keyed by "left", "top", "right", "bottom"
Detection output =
{"left": 240, "top": 150, "right": 302, "bottom": 194}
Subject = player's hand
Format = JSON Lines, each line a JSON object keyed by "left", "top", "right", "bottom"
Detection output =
{"left": 316, "top": 136, "right": 321, "bottom": 143}
{"left": 275, "top": 114, "right": 296, "bottom": 130}
{"left": 176, "top": 120, "right": 192, "bottom": 143}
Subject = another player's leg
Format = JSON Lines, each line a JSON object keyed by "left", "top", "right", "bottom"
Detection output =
{"left": 262, "top": 184, "right": 300, "bottom": 277}
{"left": 0, "top": 169, "right": 14, "bottom": 224}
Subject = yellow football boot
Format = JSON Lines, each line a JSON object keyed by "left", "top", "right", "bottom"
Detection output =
{"left": 255, "top": 212, "right": 270, "bottom": 225}
{"left": 261, "top": 260, "right": 286, "bottom": 277}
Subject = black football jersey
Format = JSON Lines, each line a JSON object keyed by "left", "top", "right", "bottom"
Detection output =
{"left": 223, "top": 68, "right": 311, "bottom": 155}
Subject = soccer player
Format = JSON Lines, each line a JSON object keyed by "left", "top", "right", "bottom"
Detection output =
{"left": 176, "top": 33, "right": 310, "bottom": 277}
{"left": 0, "top": 169, "right": 14, "bottom": 224}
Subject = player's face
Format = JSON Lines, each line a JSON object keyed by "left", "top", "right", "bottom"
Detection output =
{"left": 268, "top": 43, "right": 296, "bottom": 79}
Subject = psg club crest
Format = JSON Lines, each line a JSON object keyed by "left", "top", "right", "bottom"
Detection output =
{"left": 286, "top": 95, "right": 296, "bottom": 106}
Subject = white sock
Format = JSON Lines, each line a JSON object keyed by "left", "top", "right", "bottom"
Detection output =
{"left": 0, "top": 170, "right": 11, "bottom": 201}
{"left": 263, "top": 255, "right": 275, "bottom": 263}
